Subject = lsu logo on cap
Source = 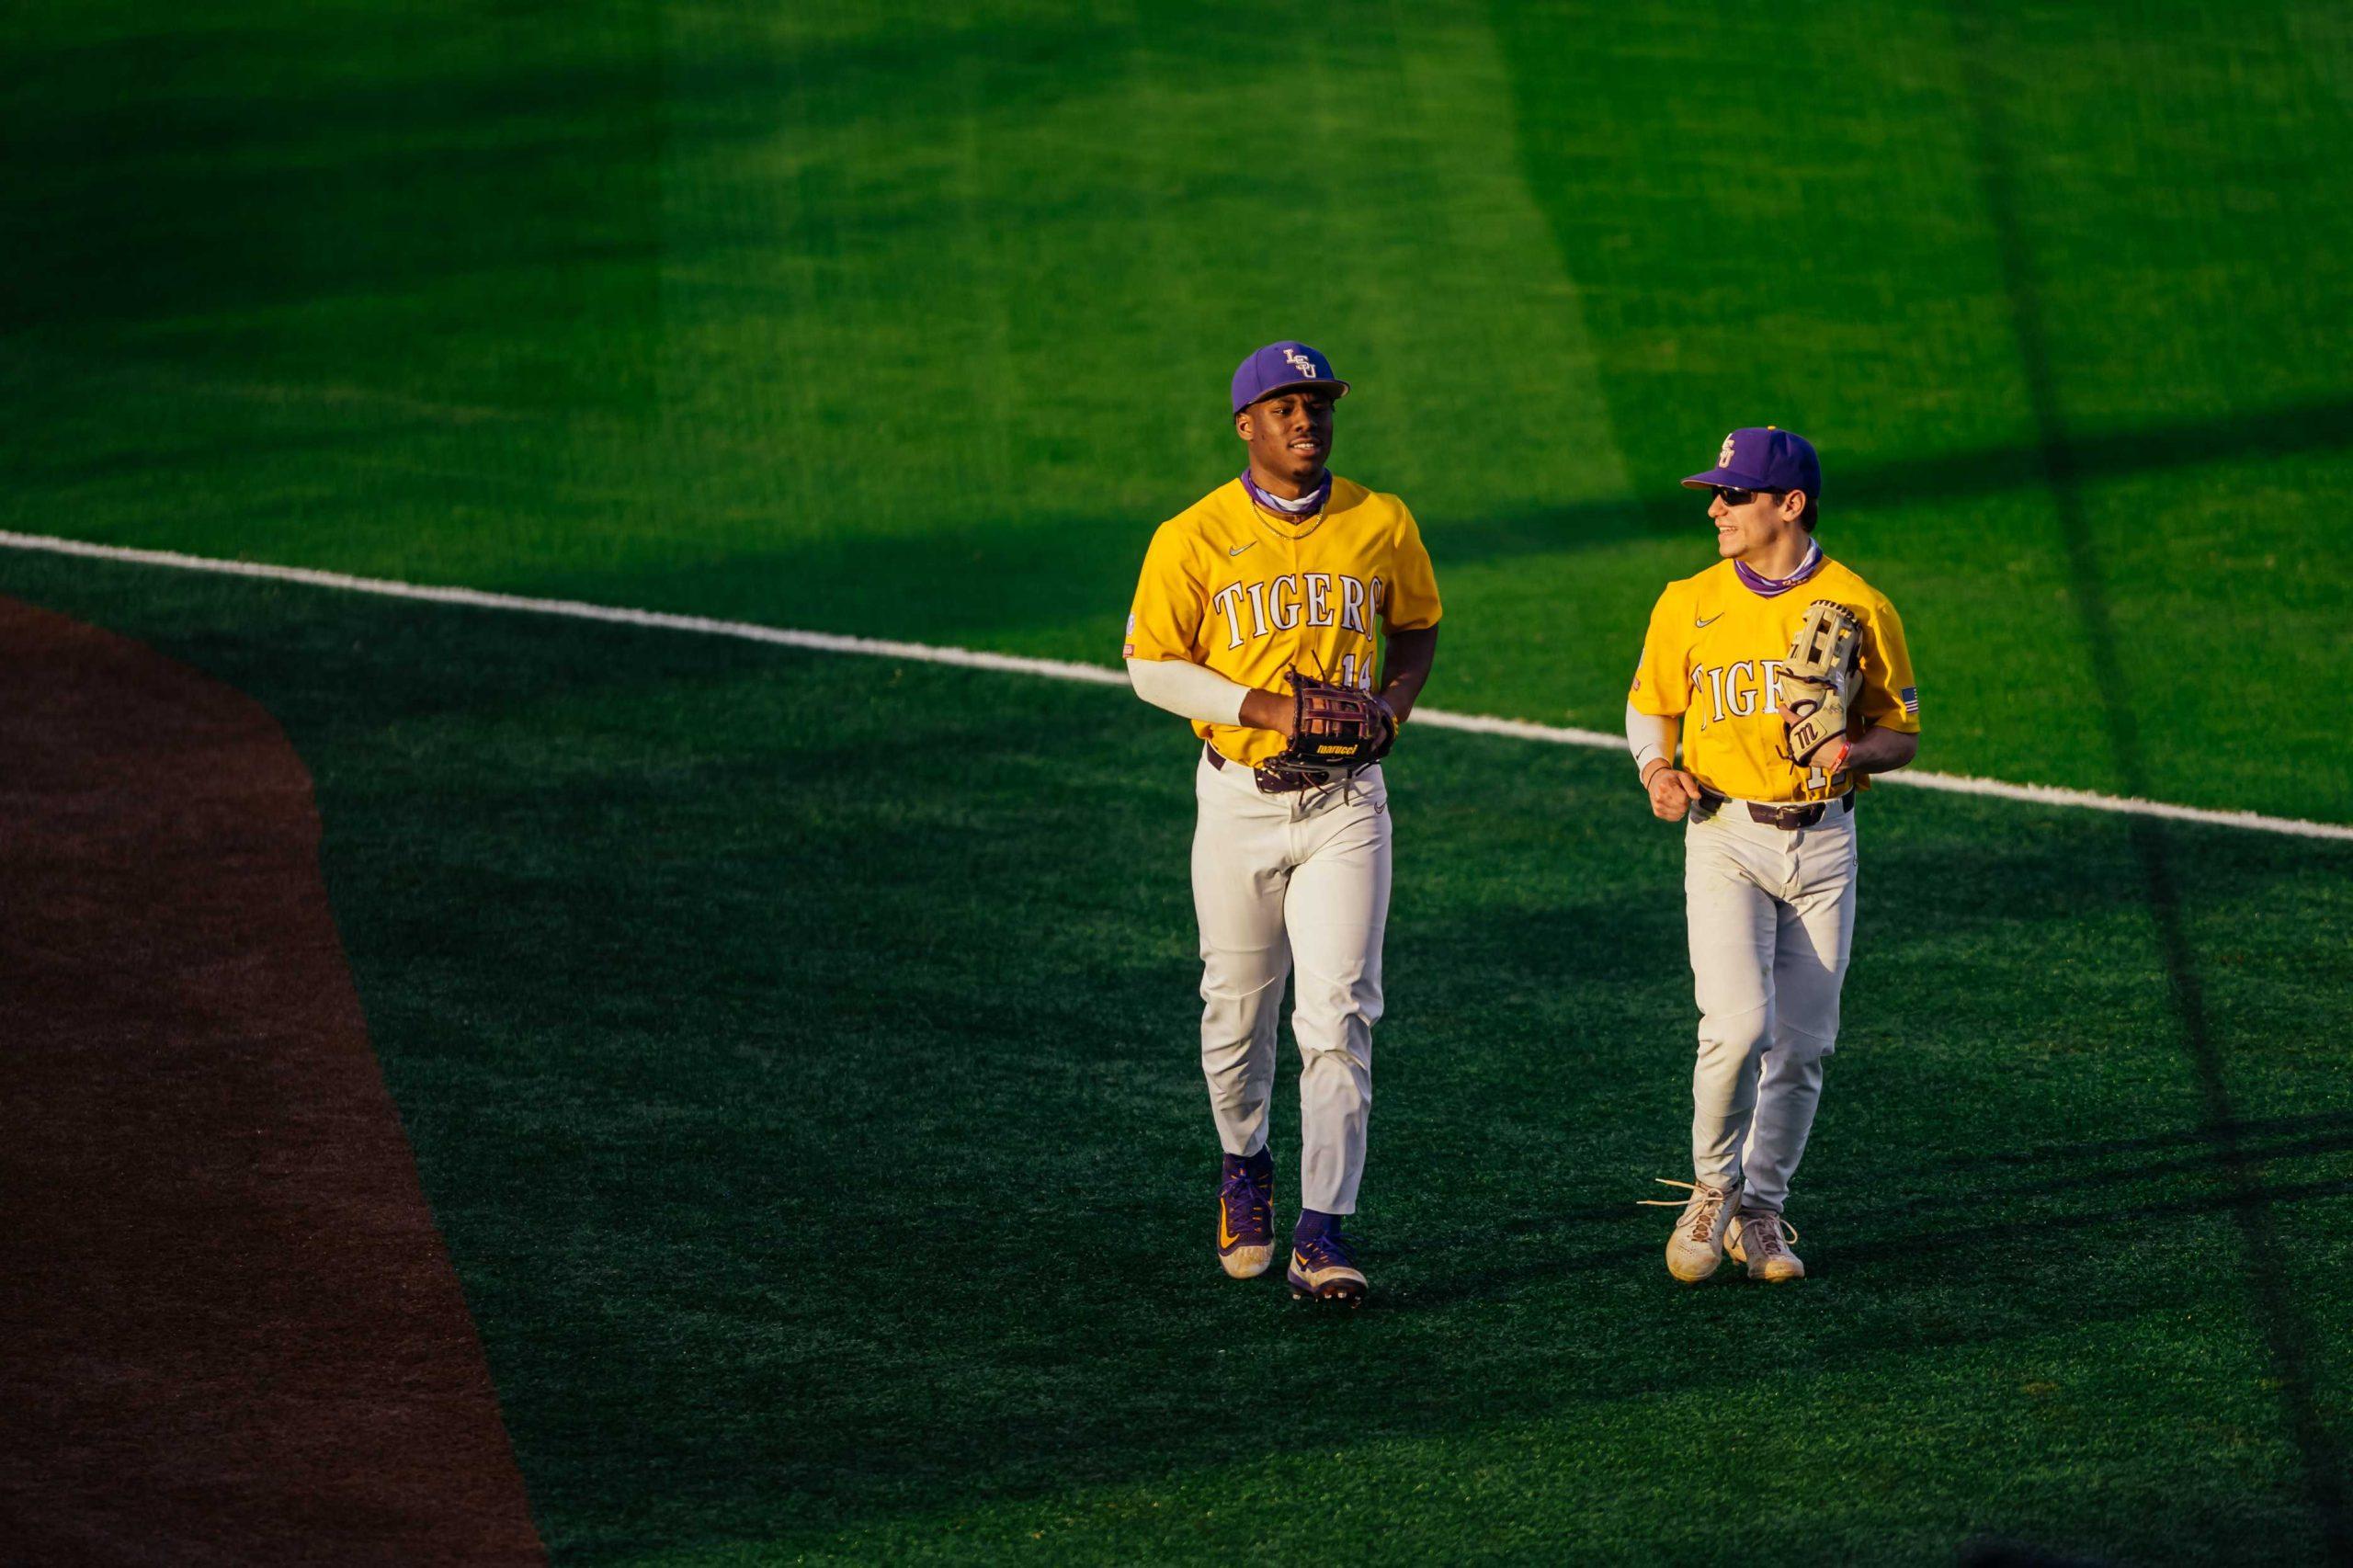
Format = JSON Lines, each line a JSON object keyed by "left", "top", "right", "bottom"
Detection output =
{"left": 1719, "top": 432, "right": 1737, "bottom": 467}
{"left": 1283, "top": 347, "right": 1319, "bottom": 379}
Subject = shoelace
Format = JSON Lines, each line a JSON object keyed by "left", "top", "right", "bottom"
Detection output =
{"left": 1737, "top": 1212, "right": 1801, "bottom": 1255}
{"left": 1637, "top": 1177, "right": 1732, "bottom": 1242}
{"left": 1295, "top": 1229, "right": 1356, "bottom": 1269}
{"left": 1221, "top": 1168, "right": 1272, "bottom": 1235}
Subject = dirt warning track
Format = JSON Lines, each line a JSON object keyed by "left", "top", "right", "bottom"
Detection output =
{"left": 0, "top": 598, "right": 544, "bottom": 1564}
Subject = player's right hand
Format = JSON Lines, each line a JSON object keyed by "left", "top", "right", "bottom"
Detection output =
{"left": 1238, "top": 687, "right": 1299, "bottom": 739}
{"left": 1644, "top": 765, "right": 1703, "bottom": 822}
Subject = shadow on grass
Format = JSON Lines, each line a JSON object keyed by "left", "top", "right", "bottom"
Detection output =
{"left": 3, "top": 8, "right": 1131, "bottom": 342}
{"left": 1953, "top": 7, "right": 2351, "bottom": 1558}
{"left": 1940, "top": 1112, "right": 2353, "bottom": 1171}
{"left": 1435, "top": 388, "right": 2353, "bottom": 564}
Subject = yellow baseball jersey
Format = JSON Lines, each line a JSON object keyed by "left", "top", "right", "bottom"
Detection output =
{"left": 1630, "top": 557, "right": 1918, "bottom": 803}
{"left": 1126, "top": 476, "right": 1442, "bottom": 766}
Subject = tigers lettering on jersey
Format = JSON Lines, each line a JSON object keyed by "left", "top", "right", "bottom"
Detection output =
{"left": 1691, "top": 659, "right": 1791, "bottom": 721}
{"left": 1210, "top": 573, "right": 1385, "bottom": 648}
{"left": 1127, "top": 476, "right": 1441, "bottom": 766}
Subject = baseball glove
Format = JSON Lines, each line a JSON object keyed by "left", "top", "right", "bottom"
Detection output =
{"left": 1780, "top": 598, "right": 1862, "bottom": 771}
{"left": 1256, "top": 670, "right": 1395, "bottom": 792}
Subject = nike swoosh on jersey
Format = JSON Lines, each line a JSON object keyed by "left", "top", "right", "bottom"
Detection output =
{"left": 1695, "top": 612, "right": 1723, "bottom": 628}
{"left": 1229, "top": 542, "right": 1257, "bottom": 558}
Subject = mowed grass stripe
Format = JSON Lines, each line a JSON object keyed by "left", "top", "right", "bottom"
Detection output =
{"left": 6, "top": 526, "right": 2348, "bottom": 846}
{"left": 7, "top": 4, "right": 2347, "bottom": 821}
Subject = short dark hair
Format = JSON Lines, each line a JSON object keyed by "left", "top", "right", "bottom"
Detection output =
{"left": 1798, "top": 492, "right": 1819, "bottom": 532}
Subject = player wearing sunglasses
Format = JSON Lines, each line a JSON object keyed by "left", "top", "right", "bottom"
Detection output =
{"left": 1622, "top": 427, "right": 1920, "bottom": 1283}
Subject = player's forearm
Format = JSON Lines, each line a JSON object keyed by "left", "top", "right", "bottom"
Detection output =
{"left": 1843, "top": 724, "right": 1918, "bottom": 775}
{"left": 1378, "top": 627, "right": 1438, "bottom": 722}
{"left": 1126, "top": 657, "right": 1251, "bottom": 727}
{"left": 1626, "top": 701, "right": 1680, "bottom": 778}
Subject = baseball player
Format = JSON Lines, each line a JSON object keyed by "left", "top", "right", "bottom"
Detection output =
{"left": 1124, "top": 342, "right": 1441, "bottom": 1306}
{"left": 1626, "top": 427, "right": 1918, "bottom": 1282}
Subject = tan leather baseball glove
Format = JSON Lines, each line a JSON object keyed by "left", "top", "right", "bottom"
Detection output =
{"left": 1780, "top": 598, "right": 1862, "bottom": 771}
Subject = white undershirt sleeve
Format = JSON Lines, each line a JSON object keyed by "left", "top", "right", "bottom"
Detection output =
{"left": 1626, "top": 700, "right": 1679, "bottom": 776}
{"left": 1128, "top": 657, "right": 1253, "bottom": 727}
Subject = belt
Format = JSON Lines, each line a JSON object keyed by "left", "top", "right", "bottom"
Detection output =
{"left": 1204, "top": 743, "right": 1319, "bottom": 794}
{"left": 1695, "top": 788, "right": 1854, "bottom": 830}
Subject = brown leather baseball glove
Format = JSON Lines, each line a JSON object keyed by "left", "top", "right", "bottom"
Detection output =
{"left": 1256, "top": 670, "right": 1395, "bottom": 792}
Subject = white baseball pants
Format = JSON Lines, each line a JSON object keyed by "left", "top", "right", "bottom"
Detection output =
{"left": 1683, "top": 802, "right": 1858, "bottom": 1213}
{"left": 1192, "top": 751, "right": 1391, "bottom": 1215}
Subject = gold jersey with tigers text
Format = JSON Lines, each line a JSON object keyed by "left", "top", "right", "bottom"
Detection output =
{"left": 1127, "top": 476, "right": 1442, "bottom": 767}
{"left": 1631, "top": 556, "right": 1918, "bottom": 803}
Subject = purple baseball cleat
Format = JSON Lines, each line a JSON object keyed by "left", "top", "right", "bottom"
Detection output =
{"left": 1287, "top": 1221, "right": 1367, "bottom": 1307}
{"left": 1217, "top": 1152, "right": 1275, "bottom": 1279}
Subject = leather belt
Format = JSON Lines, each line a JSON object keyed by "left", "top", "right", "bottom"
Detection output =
{"left": 1695, "top": 788, "right": 1854, "bottom": 830}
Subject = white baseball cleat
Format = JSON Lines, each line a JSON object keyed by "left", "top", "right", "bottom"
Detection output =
{"left": 1643, "top": 1178, "right": 1740, "bottom": 1283}
{"left": 1726, "top": 1209, "right": 1805, "bottom": 1281}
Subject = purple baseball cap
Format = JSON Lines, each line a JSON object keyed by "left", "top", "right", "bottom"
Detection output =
{"left": 1231, "top": 342, "right": 1349, "bottom": 415}
{"left": 1684, "top": 426, "right": 1822, "bottom": 500}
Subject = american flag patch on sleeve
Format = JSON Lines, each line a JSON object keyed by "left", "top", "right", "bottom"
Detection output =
{"left": 1900, "top": 686, "right": 1919, "bottom": 716}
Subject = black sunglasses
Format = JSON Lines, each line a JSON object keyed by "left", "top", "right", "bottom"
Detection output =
{"left": 1711, "top": 484, "right": 1787, "bottom": 506}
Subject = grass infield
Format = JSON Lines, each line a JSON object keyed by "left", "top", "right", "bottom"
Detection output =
{"left": 5, "top": 0, "right": 2351, "bottom": 1562}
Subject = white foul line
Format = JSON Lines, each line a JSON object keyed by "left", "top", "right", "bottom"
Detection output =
{"left": 0, "top": 529, "right": 1133, "bottom": 689}
{"left": 5, "top": 528, "right": 2348, "bottom": 845}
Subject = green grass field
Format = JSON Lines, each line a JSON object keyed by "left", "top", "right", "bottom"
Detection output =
{"left": 6, "top": 2, "right": 2351, "bottom": 1562}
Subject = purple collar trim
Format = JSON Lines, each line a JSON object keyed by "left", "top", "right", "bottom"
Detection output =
{"left": 1241, "top": 468, "right": 1331, "bottom": 518}
{"left": 1734, "top": 540, "right": 1825, "bottom": 597}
